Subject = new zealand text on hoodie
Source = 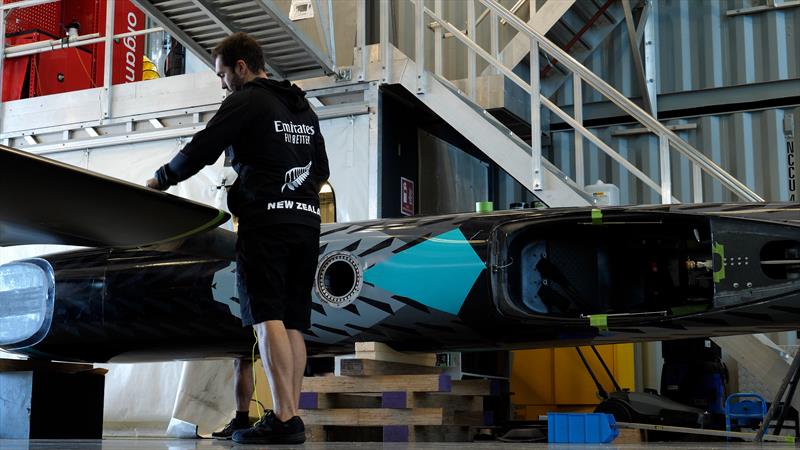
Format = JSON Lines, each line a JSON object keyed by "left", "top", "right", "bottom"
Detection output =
{"left": 154, "top": 78, "right": 330, "bottom": 231}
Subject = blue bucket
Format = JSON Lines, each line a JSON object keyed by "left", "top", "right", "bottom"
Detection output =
{"left": 547, "top": 412, "right": 619, "bottom": 443}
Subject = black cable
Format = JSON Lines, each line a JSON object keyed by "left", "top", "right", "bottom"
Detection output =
{"left": 575, "top": 347, "right": 608, "bottom": 399}
{"left": 590, "top": 345, "right": 622, "bottom": 392}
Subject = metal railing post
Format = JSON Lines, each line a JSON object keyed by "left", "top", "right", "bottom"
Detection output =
{"left": 356, "top": 0, "right": 367, "bottom": 81}
{"left": 490, "top": 8, "right": 498, "bottom": 75}
{"left": 643, "top": 0, "right": 658, "bottom": 117}
{"left": 467, "top": 0, "right": 476, "bottom": 101}
{"left": 415, "top": 0, "right": 425, "bottom": 93}
{"left": 659, "top": 133, "right": 672, "bottom": 204}
{"left": 380, "top": 0, "right": 390, "bottom": 83}
{"left": 327, "top": 0, "right": 336, "bottom": 67}
{"left": 573, "top": 74, "right": 584, "bottom": 188}
{"left": 434, "top": 0, "right": 442, "bottom": 76}
{"left": 531, "top": 37, "right": 541, "bottom": 191}
{"left": 102, "top": 0, "right": 115, "bottom": 121}
{"left": 692, "top": 163, "right": 703, "bottom": 203}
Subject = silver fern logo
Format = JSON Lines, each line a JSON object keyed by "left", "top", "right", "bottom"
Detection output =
{"left": 282, "top": 161, "right": 312, "bottom": 192}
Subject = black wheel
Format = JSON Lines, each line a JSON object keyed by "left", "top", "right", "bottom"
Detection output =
{"left": 595, "top": 399, "right": 633, "bottom": 422}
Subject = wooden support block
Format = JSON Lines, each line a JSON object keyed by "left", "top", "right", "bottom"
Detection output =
{"left": 340, "top": 358, "right": 442, "bottom": 376}
{"left": 305, "top": 425, "right": 326, "bottom": 442}
{"left": 355, "top": 342, "right": 436, "bottom": 366}
{"left": 307, "top": 397, "right": 478, "bottom": 426}
{"left": 299, "top": 392, "right": 381, "bottom": 410}
{"left": 299, "top": 407, "right": 444, "bottom": 426}
{"left": 410, "top": 392, "right": 483, "bottom": 411}
{"left": 297, "top": 356, "right": 490, "bottom": 443}
{"left": 302, "top": 373, "right": 451, "bottom": 393}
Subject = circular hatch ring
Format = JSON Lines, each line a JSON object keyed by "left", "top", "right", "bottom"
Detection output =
{"left": 315, "top": 251, "right": 364, "bottom": 308}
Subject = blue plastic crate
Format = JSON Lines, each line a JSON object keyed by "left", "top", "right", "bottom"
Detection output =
{"left": 547, "top": 412, "right": 619, "bottom": 443}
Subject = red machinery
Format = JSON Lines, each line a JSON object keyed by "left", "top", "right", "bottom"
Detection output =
{"left": 2, "top": 0, "right": 144, "bottom": 102}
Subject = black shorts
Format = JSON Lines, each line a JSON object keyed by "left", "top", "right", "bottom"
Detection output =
{"left": 236, "top": 224, "right": 320, "bottom": 329}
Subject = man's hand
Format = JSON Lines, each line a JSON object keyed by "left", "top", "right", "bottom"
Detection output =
{"left": 146, "top": 177, "right": 167, "bottom": 191}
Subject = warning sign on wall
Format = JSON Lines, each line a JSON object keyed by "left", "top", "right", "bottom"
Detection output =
{"left": 401, "top": 177, "right": 414, "bottom": 216}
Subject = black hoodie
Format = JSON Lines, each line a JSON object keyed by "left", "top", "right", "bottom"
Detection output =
{"left": 154, "top": 78, "right": 330, "bottom": 231}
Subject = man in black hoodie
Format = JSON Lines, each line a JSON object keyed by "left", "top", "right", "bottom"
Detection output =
{"left": 146, "top": 32, "right": 329, "bottom": 445}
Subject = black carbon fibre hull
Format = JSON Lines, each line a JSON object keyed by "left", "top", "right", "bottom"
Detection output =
{"left": 7, "top": 202, "right": 800, "bottom": 362}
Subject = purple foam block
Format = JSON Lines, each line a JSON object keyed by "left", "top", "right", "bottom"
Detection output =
{"left": 383, "top": 425, "right": 409, "bottom": 442}
{"left": 382, "top": 391, "right": 407, "bottom": 409}
{"left": 299, "top": 392, "right": 318, "bottom": 409}
{"left": 438, "top": 373, "right": 452, "bottom": 392}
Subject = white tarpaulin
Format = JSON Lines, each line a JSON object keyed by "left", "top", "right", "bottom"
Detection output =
{"left": 0, "top": 112, "right": 372, "bottom": 436}
{"left": 319, "top": 114, "right": 370, "bottom": 222}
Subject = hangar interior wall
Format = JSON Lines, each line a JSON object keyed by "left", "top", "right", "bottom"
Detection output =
{"left": 553, "top": 0, "right": 800, "bottom": 101}
{"left": 547, "top": 0, "right": 800, "bottom": 204}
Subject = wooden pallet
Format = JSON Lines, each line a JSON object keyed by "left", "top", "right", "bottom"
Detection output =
{"left": 300, "top": 361, "right": 497, "bottom": 442}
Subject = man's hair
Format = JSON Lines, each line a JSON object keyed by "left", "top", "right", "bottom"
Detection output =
{"left": 212, "top": 32, "right": 265, "bottom": 73}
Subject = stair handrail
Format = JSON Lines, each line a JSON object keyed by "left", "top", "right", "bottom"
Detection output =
{"left": 476, "top": 0, "right": 763, "bottom": 203}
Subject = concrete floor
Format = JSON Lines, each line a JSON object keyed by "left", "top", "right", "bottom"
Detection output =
{"left": 0, "top": 441, "right": 797, "bottom": 449}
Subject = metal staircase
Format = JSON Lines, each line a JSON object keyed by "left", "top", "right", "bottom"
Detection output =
{"left": 130, "top": 0, "right": 334, "bottom": 80}
{"left": 374, "top": 0, "right": 761, "bottom": 205}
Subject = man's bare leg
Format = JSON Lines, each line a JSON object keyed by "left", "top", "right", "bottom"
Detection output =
{"left": 233, "top": 358, "right": 254, "bottom": 413}
{"left": 287, "top": 329, "right": 307, "bottom": 409}
{"left": 254, "top": 320, "right": 297, "bottom": 422}
{"left": 211, "top": 358, "right": 254, "bottom": 439}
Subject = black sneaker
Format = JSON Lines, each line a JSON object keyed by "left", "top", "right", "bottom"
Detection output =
{"left": 211, "top": 416, "right": 251, "bottom": 440}
{"left": 232, "top": 410, "right": 306, "bottom": 445}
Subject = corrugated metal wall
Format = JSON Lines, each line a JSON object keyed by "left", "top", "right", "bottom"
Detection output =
{"left": 545, "top": 0, "right": 800, "bottom": 204}
{"left": 550, "top": 106, "right": 799, "bottom": 205}
{"left": 555, "top": 0, "right": 800, "bottom": 103}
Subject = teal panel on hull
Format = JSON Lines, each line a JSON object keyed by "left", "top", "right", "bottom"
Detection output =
{"left": 363, "top": 229, "right": 486, "bottom": 315}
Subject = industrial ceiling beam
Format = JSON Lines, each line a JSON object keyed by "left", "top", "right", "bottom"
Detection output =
{"left": 189, "top": 0, "right": 285, "bottom": 79}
